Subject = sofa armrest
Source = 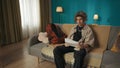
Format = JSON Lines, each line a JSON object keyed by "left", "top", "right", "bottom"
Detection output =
{"left": 27, "top": 34, "right": 42, "bottom": 55}
{"left": 28, "top": 34, "right": 42, "bottom": 47}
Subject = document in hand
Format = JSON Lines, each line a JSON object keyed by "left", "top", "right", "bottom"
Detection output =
{"left": 65, "top": 38, "right": 78, "bottom": 47}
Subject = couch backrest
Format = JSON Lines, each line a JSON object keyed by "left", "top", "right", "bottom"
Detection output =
{"left": 61, "top": 24, "right": 76, "bottom": 35}
{"left": 89, "top": 25, "right": 111, "bottom": 50}
{"left": 61, "top": 24, "right": 111, "bottom": 50}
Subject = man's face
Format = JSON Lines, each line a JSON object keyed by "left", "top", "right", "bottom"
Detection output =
{"left": 76, "top": 16, "right": 85, "bottom": 26}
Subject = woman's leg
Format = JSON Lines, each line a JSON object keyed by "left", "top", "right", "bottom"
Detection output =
{"left": 53, "top": 45, "right": 74, "bottom": 68}
{"left": 73, "top": 49, "right": 87, "bottom": 68}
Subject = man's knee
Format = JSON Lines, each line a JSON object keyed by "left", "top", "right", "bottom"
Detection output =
{"left": 53, "top": 46, "right": 61, "bottom": 55}
{"left": 74, "top": 49, "right": 86, "bottom": 58}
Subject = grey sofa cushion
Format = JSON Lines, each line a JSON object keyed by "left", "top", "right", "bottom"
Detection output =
{"left": 101, "top": 50, "right": 120, "bottom": 68}
{"left": 105, "top": 63, "right": 120, "bottom": 68}
{"left": 107, "top": 26, "right": 120, "bottom": 50}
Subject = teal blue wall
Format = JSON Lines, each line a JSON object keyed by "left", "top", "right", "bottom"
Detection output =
{"left": 51, "top": 0, "right": 120, "bottom": 26}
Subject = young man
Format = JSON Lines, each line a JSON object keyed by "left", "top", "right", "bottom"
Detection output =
{"left": 53, "top": 11, "right": 95, "bottom": 68}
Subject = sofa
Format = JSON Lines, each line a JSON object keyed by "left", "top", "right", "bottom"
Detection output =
{"left": 28, "top": 24, "right": 120, "bottom": 68}
{"left": 101, "top": 26, "right": 120, "bottom": 68}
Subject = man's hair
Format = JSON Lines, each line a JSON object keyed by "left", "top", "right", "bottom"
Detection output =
{"left": 74, "top": 11, "right": 87, "bottom": 22}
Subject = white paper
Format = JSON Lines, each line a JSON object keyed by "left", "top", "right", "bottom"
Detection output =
{"left": 65, "top": 38, "right": 78, "bottom": 47}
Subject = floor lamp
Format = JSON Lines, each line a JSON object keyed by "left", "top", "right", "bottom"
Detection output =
{"left": 56, "top": 6, "right": 63, "bottom": 24}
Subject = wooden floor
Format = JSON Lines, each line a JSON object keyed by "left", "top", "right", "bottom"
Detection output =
{"left": 0, "top": 39, "right": 56, "bottom": 68}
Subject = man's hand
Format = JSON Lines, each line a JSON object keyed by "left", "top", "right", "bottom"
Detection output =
{"left": 64, "top": 43, "right": 70, "bottom": 47}
{"left": 74, "top": 43, "right": 82, "bottom": 50}
{"left": 75, "top": 44, "right": 81, "bottom": 48}
{"left": 83, "top": 44, "right": 89, "bottom": 48}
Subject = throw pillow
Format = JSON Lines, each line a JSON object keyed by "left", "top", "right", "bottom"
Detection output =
{"left": 46, "top": 23, "right": 67, "bottom": 44}
{"left": 38, "top": 32, "right": 49, "bottom": 43}
{"left": 111, "top": 32, "right": 120, "bottom": 52}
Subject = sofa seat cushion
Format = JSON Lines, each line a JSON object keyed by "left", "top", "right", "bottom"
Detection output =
{"left": 41, "top": 45, "right": 74, "bottom": 64}
{"left": 84, "top": 52, "right": 102, "bottom": 67}
{"left": 41, "top": 45, "right": 103, "bottom": 67}
{"left": 41, "top": 45, "right": 54, "bottom": 59}
{"left": 101, "top": 50, "right": 120, "bottom": 68}
{"left": 105, "top": 63, "right": 120, "bottom": 68}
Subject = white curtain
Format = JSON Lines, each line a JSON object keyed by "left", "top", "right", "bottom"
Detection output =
{"left": 19, "top": 0, "right": 41, "bottom": 39}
